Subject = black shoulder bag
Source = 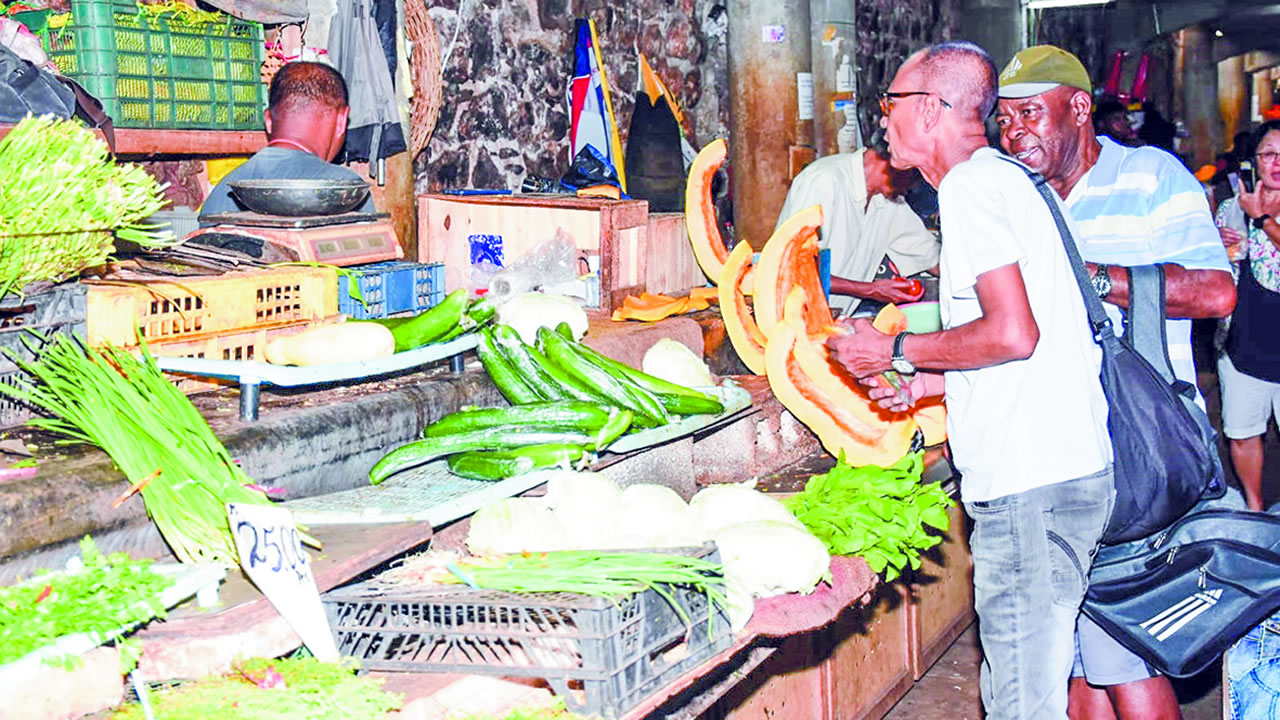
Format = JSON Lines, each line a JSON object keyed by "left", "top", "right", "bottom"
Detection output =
{"left": 1003, "top": 158, "right": 1221, "bottom": 544}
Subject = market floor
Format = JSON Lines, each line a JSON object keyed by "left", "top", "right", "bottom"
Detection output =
{"left": 881, "top": 623, "right": 1224, "bottom": 720}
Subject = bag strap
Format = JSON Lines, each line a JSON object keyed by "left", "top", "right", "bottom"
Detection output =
{"left": 996, "top": 156, "right": 1113, "bottom": 341}
{"left": 1127, "top": 265, "right": 1178, "bottom": 386}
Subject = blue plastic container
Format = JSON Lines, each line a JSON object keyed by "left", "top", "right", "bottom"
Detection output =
{"left": 338, "top": 261, "right": 445, "bottom": 319}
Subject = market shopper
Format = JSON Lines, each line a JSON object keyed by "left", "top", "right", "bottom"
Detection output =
{"left": 827, "top": 41, "right": 1114, "bottom": 720}
{"left": 1216, "top": 120, "right": 1280, "bottom": 513}
{"left": 773, "top": 146, "right": 940, "bottom": 316}
{"left": 995, "top": 44, "right": 1235, "bottom": 720}
{"left": 201, "top": 61, "right": 375, "bottom": 218}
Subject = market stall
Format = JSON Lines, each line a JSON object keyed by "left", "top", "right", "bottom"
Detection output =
{"left": 0, "top": 3, "right": 972, "bottom": 718}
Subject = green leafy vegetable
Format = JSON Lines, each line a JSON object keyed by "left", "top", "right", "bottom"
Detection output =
{"left": 0, "top": 536, "right": 172, "bottom": 668}
{"left": 111, "top": 656, "right": 402, "bottom": 720}
{"left": 0, "top": 334, "right": 314, "bottom": 565}
{"left": 0, "top": 114, "right": 175, "bottom": 297}
{"left": 784, "top": 452, "right": 953, "bottom": 582}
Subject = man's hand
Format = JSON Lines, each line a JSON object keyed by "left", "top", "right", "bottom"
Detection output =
{"left": 825, "top": 318, "right": 895, "bottom": 378}
{"left": 864, "top": 372, "right": 944, "bottom": 412}
{"left": 865, "top": 277, "right": 926, "bottom": 304}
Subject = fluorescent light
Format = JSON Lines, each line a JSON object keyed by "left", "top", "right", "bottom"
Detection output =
{"left": 1025, "top": 0, "right": 1112, "bottom": 9}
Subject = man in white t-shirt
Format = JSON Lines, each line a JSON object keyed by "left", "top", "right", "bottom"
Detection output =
{"left": 775, "top": 146, "right": 940, "bottom": 315}
{"left": 828, "top": 41, "right": 1114, "bottom": 720}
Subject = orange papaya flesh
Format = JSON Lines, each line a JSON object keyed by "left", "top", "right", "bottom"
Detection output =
{"left": 913, "top": 396, "right": 948, "bottom": 446}
{"left": 872, "top": 303, "right": 909, "bottom": 334}
{"left": 612, "top": 295, "right": 707, "bottom": 322}
{"left": 718, "top": 241, "right": 767, "bottom": 375}
{"left": 685, "top": 138, "right": 731, "bottom": 282}
{"left": 690, "top": 286, "right": 718, "bottom": 303}
{"left": 753, "top": 204, "right": 824, "bottom": 337}
{"left": 784, "top": 287, "right": 918, "bottom": 448}
{"left": 622, "top": 292, "right": 679, "bottom": 310}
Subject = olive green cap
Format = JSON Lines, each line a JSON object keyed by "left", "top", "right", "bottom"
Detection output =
{"left": 998, "top": 45, "right": 1092, "bottom": 98}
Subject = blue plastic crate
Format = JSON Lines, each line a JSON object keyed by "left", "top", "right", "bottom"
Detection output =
{"left": 338, "top": 262, "right": 445, "bottom": 319}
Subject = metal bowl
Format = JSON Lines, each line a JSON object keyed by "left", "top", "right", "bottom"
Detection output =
{"left": 228, "top": 178, "right": 370, "bottom": 217}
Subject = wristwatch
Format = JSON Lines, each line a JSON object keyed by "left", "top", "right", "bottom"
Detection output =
{"left": 891, "top": 331, "right": 916, "bottom": 374}
{"left": 1254, "top": 214, "right": 1272, "bottom": 230}
{"left": 1092, "top": 263, "right": 1113, "bottom": 300}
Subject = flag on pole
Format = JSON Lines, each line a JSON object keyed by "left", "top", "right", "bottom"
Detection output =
{"left": 568, "top": 17, "right": 626, "bottom": 191}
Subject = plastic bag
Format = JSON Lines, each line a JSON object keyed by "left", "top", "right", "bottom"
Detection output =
{"left": 487, "top": 230, "right": 585, "bottom": 301}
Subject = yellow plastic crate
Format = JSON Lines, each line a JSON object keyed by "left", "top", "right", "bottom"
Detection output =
{"left": 86, "top": 267, "right": 338, "bottom": 349}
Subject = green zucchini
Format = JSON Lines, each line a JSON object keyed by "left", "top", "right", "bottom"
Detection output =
{"left": 423, "top": 401, "right": 617, "bottom": 437}
{"left": 388, "top": 289, "right": 468, "bottom": 351}
{"left": 538, "top": 327, "right": 669, "bottom": 426}
{"left": 370, "top": 427, "right": 596, "bottom": 484}
{"left": 436, "top": 297, "right": 497, "bottom": 344}
{"left": 476, "top": 328, "right": 541, "bottom": 404}
{"left": 446, "top": 443, "right": 585, "bottom": 480}
{"left": 492, "top": 324, "right": 563, "bottom": 401}
{"left": 563, "top": 338, "right": 724, "bottom": 416}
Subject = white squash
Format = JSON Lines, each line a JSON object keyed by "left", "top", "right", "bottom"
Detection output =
{"left": 263, "top": 322, "right": 395, "bottom": 366}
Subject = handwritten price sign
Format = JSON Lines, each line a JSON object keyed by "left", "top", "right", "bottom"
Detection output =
{"left": 227, "top": 503, "right": 339, "bottom": 661}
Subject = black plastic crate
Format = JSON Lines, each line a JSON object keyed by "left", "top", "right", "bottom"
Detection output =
{"left": 323, "top": 555, "right": 731, "bottom": 718}
{"left": 0, "top": 282, "right": 88, "bottom": 428}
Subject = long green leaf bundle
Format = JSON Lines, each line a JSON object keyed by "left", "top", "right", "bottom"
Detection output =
{"left": 0, "top": 114, "right": 176, "bottom": 297}
{"left": 0, "top": 334, "right": 292, "bottom": 566}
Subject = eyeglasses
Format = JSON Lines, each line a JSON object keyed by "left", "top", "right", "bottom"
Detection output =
{"left": 879, "top": 91, "right": 953, "bottom": 116}
{"left": 1257, "top": 151, "right": 1280, "bottom": 165}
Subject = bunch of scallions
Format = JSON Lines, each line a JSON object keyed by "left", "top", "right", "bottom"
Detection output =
{"left": 0, "top": 334, "right": 315, "bottom": 566}
{"left": 0, "top": 114, "right": 176, "bottom": 298}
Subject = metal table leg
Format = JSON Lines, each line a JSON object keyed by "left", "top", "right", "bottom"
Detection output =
{"left": 239, "top": 381, "right": 261, "bottom": 422}
{"left": 449, "top": 353, "right": 465, "bottom": 373}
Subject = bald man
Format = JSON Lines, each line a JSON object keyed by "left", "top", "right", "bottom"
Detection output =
{"left": 201, "top": 61, "right": 374, "bottom": 218}
{"left": 827, "top": 41, "right": 1113, "bottom": 719}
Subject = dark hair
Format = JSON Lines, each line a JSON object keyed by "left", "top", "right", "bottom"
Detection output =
{"left": 1252, "top": 121, "right": 1280, "bottom": 156}
{"left": 1093, "top": 100, "right": 1126, "bottom": 121}
{"left": 268, "top": 61, "right": 349, "bottom": 115}
{"left": 918, "top": 41, "right": 999, "bottom": 119}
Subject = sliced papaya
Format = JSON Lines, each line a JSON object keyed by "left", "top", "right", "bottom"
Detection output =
{"left": 754, "top": 205, "right": 831, "bottom": 337}
{"left": 913, "top": 396, "right": 948, "bottom": 446}
{"left": 690, "top": 286, "right": 718, "bottom": 303}
{"left": 622, "top": 292, "right": 679, "bottom": 310}
{"left": 784, "top": 288, "right": 917, "bottom": 464}
{"left": 685, "top": 138, "right": 731, "bottom": 282}
{"left": 872, "top": 304, "right": 909, "bottom": 334}
{"left": 611, "top": 294, "right": 710, "bottom": 322}
{"left": 719, "top": 241, "right": 767, "bottom": 375}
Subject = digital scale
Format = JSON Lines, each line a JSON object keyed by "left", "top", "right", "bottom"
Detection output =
{"left": 188, "top": 211, "right": 403, "bottom": 266}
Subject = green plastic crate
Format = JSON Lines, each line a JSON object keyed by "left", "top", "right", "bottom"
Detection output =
{"left": 29, "top": 0, "right": 265, "bottom": 130}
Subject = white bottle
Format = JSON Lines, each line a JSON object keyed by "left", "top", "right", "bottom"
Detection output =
{"left": 836, "top": 55, "right": 854, "bottom": 94}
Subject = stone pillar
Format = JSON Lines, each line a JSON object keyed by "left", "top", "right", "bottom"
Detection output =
{"left": 809, "top": 0, "right": 857, "bottom": 157}
{"left": 728, "top": 0, "right": 812, "bottom": 248}
{"left": 1219, "top": 55, "right": 1250, "bottom": 146}
{"left": 962, "top": 0, "right": 1023, "bottom": 71}
{"left": 1255, "top": 70, "right": 1274, "bottom": 121}
{"left": 1179, "top": 25, "right": 1220, "bottom": 168}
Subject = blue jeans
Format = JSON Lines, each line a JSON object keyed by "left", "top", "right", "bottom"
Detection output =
{"left": 1228, "top": 612, "right": 1280, "bottom": 720}
{"left": 965, "top": 466, "right": 1115, "bottom": 720}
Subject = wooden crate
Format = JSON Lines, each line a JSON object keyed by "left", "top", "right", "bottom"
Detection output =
{"left": 418, "top": 194, "right": 705, "bottom": 312}
{"left": 85, "top": 266, "right": 338, "bottom": 349}
{"left": 820, "top": 583, "right": 916, "bottom": 720}
{"left": 907, "top": 501, "right": 974, "bottom": 679}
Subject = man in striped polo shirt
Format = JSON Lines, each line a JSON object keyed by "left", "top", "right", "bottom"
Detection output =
{"left": 995, "top": 45, "right": 1236, "bottom": 720}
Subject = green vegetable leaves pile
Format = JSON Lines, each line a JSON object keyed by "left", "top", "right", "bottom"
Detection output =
{"left": 111, "top": 656, "right": 403, "bottom": 720}
{"left": 0, "top": 114, "right": 175, "bottom": 297}
{"left": 0, "top": 536, "right": 172, "bottom": 668}
{"left": 785, "top": 452, "right": 953, "bottom": 582}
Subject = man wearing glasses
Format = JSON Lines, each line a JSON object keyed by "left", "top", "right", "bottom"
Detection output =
{"left": 995, "top": 46, "right": 1235, "bottom": 720}
{"left": 828, "top": 41, "right": 1114, "bottom": 719}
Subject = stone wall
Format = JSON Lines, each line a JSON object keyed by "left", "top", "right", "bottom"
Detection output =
{"left": 414, "top": 0, "right": 960, "bottom": 191}
{"left": 416, "top": 0, "right": 729, "bottom": 193}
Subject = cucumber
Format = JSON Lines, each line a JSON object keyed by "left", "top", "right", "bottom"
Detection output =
{"left": 446, "top": 443, "right": 585, "bottom": 481}
{"left": 521, "top": 344, "right": 599, "bottom": 402}
{"left": 567, "top": 339, "right": 724, "bottom": 415}
{"left": 554, "top": 321, "right": 575, "bottom": 340}
{"left": 424, "top": 401, "right": 617, "bottom": 437}
{"left": 492, "top": 324, "right": 563, "bottom": 401}
{"left": 356, "top": 315, "right": 413, "bottom": 330}
{"left": 370, "top": 427, "right": 596, "bottom": 484}
{"left": 591, "top": 407, "right": 634, "bottom": 449}
{"left": 436, "top": 297, "right": 497, "bottom": 344}
{"left": 538, "top": 327, "right": 669, "bottom": 426}
{"left": 476, "top": 328, "right": 542, "bottom": 404}
{"left": 389, "top": 289, "right": 468, "bottom": 351}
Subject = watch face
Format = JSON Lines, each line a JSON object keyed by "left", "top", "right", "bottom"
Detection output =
{"left": 891, "top": 358, "right": 916, "bottom": 375}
